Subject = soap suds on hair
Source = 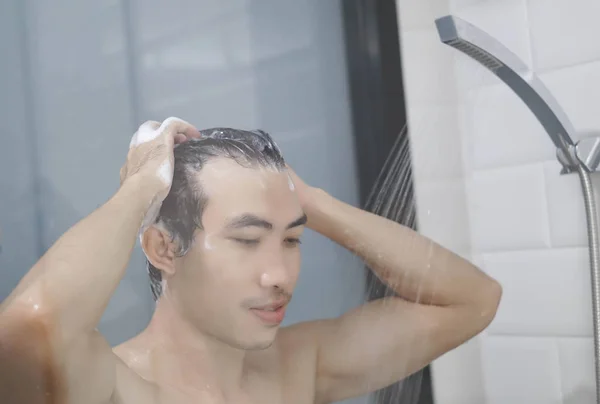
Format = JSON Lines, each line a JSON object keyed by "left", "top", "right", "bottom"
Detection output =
{"left": 130, "top": 121, "right": 159, "bottom": 148}
{"left": 157, "top": 160, "right": 173, "bottom": 186}
{"left": 130, "top": 117, "right": 189, "bottom": 148}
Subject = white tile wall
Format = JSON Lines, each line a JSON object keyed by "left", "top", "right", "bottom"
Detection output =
{"left": 415, "top": 179, "right": 471, "bottom": 254}
{"left": 396, "top": 0, "right": 449, "bottom": 31}
{"left": 400, "top": 29, "right": 458, "bottom": 106}
{"left": 397, "top": 0, "right": 600, "bottom": 403}
{"left": 451, "top": 0, "right": 532, "bottom": 92}
{"left": 467, "top": 164, "right": 551, "bottom": 252}
{"left": 482, "top": 248, "right": 592, "bottom": 336}
{"left": 455, "top": 0, "right": 532, "bottom": 62}
{"left": 527, "top": 0, "right": 600, "bottom": 72}
{"left": 430, "top": 336, "right": 486, "bottom": 404}
{"left": 481, "top": 336, "right": 563, "bottom": 404}
{"left": 408, "top": 104, "right": 464, "bottom": 183}
{"left": 543, "top": 160, "right": 589, "bottom": 247}
{"left": 558, "top": 337, "right": 596, "bottom": 404}
{"left": 463, "top": 83, "right": 556, "bottom": 170}
{"left": 540, "top": 61, "right": 600, "bottom": 137}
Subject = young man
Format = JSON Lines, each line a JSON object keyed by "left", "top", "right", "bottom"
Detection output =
{"left": 0, "top": 118, "right": 502, "bottom": 404}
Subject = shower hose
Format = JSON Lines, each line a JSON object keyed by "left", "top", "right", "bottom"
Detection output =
{"left": 577, "top": 165, "right": 600, "bottom": 403}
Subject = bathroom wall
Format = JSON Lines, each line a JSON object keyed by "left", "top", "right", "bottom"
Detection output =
{"left": 397, "top": 0, "right": 600, "bottom": 403}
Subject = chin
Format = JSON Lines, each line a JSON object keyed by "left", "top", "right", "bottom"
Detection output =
{"left": 223, "top": 337, "right": 274, "bottom": 351}
{"left": 241, "top": 331, "right": 278, "bottom": 351}
{"left": 215, "top": 308, "right": 286, "bottom": 350}
{"left": 232, "top": 328, "right": 279, "bottom": 351}
{"left": 245, "top": 339, "right": 275, "bottom": 351}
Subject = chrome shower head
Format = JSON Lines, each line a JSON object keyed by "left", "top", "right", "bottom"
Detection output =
{"left": 435, "top": 15, "right": 579, "bottom": 170}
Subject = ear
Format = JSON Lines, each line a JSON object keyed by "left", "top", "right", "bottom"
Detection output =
{"left": 141, "top": 225, "right": 177, "bottom": 277}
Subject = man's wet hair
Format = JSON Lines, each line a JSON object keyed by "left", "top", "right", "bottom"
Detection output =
{"left": 147, "top": 128, "right": 286, "bottom": 300}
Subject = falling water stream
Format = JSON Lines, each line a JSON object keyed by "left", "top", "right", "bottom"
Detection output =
{"left": 357, "top": 55, "right": 495, "bottom": 403}
{"left": 362, "top": 124, "right": 423, "bottom": 404}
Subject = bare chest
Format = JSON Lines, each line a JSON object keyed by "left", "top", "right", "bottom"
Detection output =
{"left": 155, "top": 384, "right": 312, "bottom": 404}
{"left": 113, "top": 358, "right": 316, "bottom": 404}
{"left": 114, "top": 376, "right": 315, "bottom": 404}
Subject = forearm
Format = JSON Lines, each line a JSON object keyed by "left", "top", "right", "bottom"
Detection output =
{"left": 305, "top": 187, "right": 499, "bottom": 307}
{"left": 3, "top": 177, "right": 151, "bottom": 339}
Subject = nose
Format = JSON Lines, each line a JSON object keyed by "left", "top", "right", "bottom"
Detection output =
{"left": 259, "top": 252, "right": 292, "bottom": 289}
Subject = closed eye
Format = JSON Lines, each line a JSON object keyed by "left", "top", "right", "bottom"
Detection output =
{"left": 232, "top": 238, "right": 260, "bottom": 246}
{"left": 284, "top": 238, "right": 302, "bottom": 247}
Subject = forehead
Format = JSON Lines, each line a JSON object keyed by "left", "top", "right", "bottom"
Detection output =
{"left": 197, "top": 158, "right": 301, "bottom": 227}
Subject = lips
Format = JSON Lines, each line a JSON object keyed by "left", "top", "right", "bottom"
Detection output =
{"left": 250, "top": 300, "right": 288, "bottom": 325}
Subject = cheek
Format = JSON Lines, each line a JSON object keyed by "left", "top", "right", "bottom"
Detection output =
{"left": 187, "top": 235, "right": 254, "bottom": 284}
{"left": 285, "top": 250, "right": 302, "bottom": 281}
{"left": 205, "top": 243, "right": 247, "bottom": 271}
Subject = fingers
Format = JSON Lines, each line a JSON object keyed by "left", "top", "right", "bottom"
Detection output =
{"left": 173, "top": 133, "right": 187, "bottom": 145}
{"left": 129, "top": 117, "right": 200, "bottom": 149}
{"left": 119, "top": 164, "right": 126, "bottom": 184}
{"left": 141, "top": 120, "right": 162, "bottom": 131}
{"left": 158, "top": 117, "right": 201, "bottom": 141}
{"left": 130, "top": 120, "right": 161, "bottom": 149}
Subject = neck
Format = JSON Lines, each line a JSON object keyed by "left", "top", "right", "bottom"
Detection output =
{"left": 143, "top": 292, "right": 247, "bottom": 393}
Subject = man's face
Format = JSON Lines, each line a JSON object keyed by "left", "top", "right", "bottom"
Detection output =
{"left": 170, "top": 158, "right": 305, "bottom": 350}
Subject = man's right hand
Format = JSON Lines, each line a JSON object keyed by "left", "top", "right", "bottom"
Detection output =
{"left": 120, "top": 117, "right": 201, "bottom": 228}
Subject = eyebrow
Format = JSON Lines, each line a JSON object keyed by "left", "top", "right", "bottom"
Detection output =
{"left": 287, "top": 213, "right": 308, "bottom": 229}
{"left": 225, "top": 213, "right": 307, "bottom": 230}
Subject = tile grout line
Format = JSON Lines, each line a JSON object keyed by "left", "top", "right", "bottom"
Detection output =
{"left": 523, "top": 0, "right": 537, "bottom": 71}
{"left": 539, "top": 161, "right": 554, "bottom": 249}
{"left": 478, "top": 244, "right": 589, "bottom": 256}
{"left": 554, "top": 338, "right": 566, "bottom": 403}
{"left": 486, "top": 332, "right": 594, "bottom": 340}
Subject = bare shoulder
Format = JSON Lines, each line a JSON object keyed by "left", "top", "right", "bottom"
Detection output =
{"left": 111, "top": 339, "right": 159, "bottom": 404}
{"left": 276, "top": 317, "right": 344, "bottom": 359}
{"left": 112, "top": 337, "right": 152, "bottom": 379}
{"left": 276, "top": 319, "right": 331, "bottom": 354}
